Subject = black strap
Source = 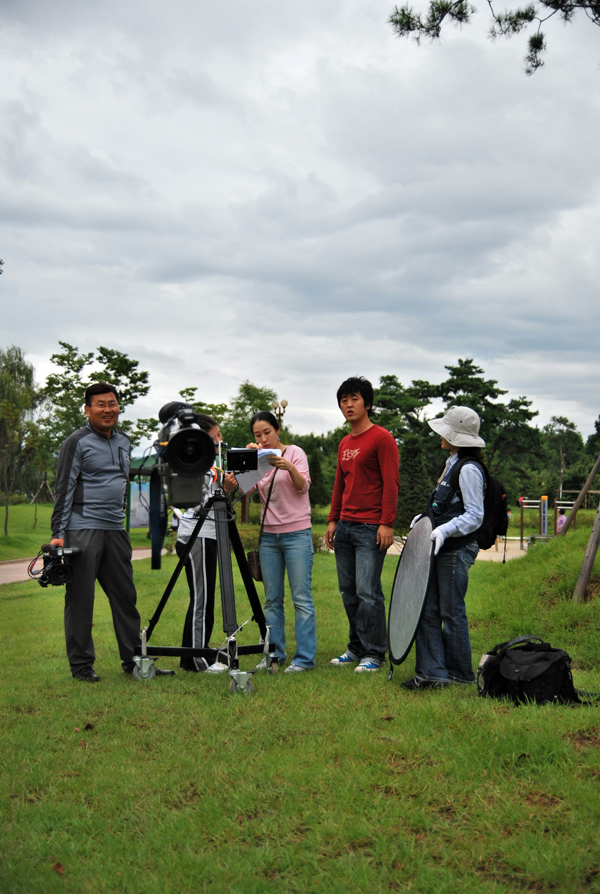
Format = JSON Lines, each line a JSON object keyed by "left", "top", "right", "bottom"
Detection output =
{"left": 492, "top": 634, "right": 546, "bottom": 657}
{"left": 449, "top": 456, "right": 489, "bottom": 495}
{"left": 258, "top": 470, "right": 278, "bottom": 547}
{"left": 149, "top": 467, "right": 166, "bottom": 570}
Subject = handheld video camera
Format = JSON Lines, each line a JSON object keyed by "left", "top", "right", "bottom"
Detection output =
{"left": 29, "top": 545, "right": 82, "bottom": 588}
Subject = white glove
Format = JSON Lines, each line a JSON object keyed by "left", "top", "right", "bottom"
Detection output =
{"left": 409, "top": 514, "right": 422, "bottom": 530}
{"left": 430, "top": 528, "right": 445, "bottom": 556}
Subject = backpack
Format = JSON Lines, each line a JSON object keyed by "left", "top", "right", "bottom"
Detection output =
{"left": 450, "top": 457, "right": 508, "bottom": 550}
{"left": 477, "top": 635, "right": 585, "bottom": 706}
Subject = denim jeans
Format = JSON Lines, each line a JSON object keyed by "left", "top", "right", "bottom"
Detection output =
{"left": 333, "top": 520, "right": 387, "bottom": 663}
{"left": 414, "top": 541, "right": 479, "bottom": 683}
{"left": 259, "top": 528, "right": 316, "bottom": 667}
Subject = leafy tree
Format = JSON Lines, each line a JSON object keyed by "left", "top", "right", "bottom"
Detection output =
{"left": 546, "top": 415, "right": 580, "bottom": 497}
{"left": 177, "top": 388, "right": 229, "bottom": 423}
{"left": 0, "top": 347, "right": 39, "bottom": 534}
{"left": 435, "top": 359, "right": 540, "bottom": 500}
{"left": 372, "top": 374, "right": 434, "bottom": 440}
{"left": 41, "top": 342, "right": 153, "bottom": 453}
{"left": 220, "top": 381, "right": 278, "bottom": 449}
{"left": 389, "top": 0, "right": 600, "bottom": 74}
{"left": 293, "top": 424, "right": 352, "bottom": 507}
{"left": 538, "top": 415, "right": 584, "bottom": 500}
{"left": 369, "top": 360, "right": 540, "bottom": 509}
{"left": 396, "top": 432, "right": 432, "bottom": 534}
{"left": 586, "top": 415, "right": 600, "bottom": 458}
{"left": 290, "top": 433, "right": 330, "bottom": 506}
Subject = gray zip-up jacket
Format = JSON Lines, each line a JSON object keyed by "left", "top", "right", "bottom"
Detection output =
{"left": 51, "top": 424, "right": 131, "bottom": 538}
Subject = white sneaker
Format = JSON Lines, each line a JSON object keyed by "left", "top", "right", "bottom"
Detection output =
{"left": 205, "top": 661, "right": 229, "bottom": 674}
{"left": 256, "top": 655, "right": 284, "bottom": 670}
{"left": 330, "top": 650, "right": 357, "bottom": 666}
{"left": 354, "top": 659, "right": 380, "bottom": 674}
{"left": 284, "top": 664, "right": 307, "bottom": 673}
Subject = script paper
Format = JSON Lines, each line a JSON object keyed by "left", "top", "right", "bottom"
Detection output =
{"left": 235, "top": 449, "right": 281, "bottom": 492}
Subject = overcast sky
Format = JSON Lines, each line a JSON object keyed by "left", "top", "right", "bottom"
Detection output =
{"left": 1, "top": 0, "right": 599, "bottom": 441}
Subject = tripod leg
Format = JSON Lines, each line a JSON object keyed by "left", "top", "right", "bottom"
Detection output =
{"left": 146, "top": 508, "right": 209, "bottom": 640}
{"left": 214, "top": 499, "right": 239, "bottom": 635}
{"left": 228, "top": 515, "right": 268, "bottom": 639}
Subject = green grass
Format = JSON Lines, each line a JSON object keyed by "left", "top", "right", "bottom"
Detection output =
{"left": 0, "top": 502, "right": 332, "bottom": 561}
{"left": 2, "top": 530, "right": 600, "bottom": 892}
{"left": 0, "top": 504, "right": 154, "bottom": 561}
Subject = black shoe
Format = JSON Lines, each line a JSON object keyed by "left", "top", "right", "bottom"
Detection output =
{"left": 401, "top": 676, "right": 448, "bottom": 691}
{"left": 72, "top": 669, "right": 101, "bottom": 683}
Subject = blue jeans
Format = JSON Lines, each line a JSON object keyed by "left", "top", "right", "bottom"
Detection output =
{"left": 259, "top": 529, "right": 316, "bottom": 668}
{"left": 414, "top": 541, "right": 479, "bottom": 683}
{"left": 333, "top": 521, "right": 387, "bottom": 663}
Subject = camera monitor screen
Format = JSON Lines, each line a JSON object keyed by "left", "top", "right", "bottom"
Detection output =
{"left": 227, "top": 448, "right": 259, "bottom": 473}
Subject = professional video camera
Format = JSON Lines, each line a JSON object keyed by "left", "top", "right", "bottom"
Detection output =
{"left": 130, "top": 402, "right": 276, "bottom": 691}
{"left": 28, "top": 545, "right": 82, "bottom": 587}
{"left": 154, "top": 401, "right": 259, "bottom": 508}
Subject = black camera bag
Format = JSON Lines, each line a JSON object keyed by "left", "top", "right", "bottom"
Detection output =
{"left": 477, "top": 635, "right": 583, "bottom": 705}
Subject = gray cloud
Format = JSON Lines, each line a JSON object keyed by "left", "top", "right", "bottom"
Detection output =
{"left": 1, "top": 0, "right": 599, "bottom": 441}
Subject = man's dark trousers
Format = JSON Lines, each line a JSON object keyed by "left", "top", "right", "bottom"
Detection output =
{"left": 64, "top": 529, "right": 141, "bottom": 675}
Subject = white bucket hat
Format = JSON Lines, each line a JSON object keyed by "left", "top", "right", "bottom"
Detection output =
{"left": 428, "top": 406, "right": 485, "bottom": 448}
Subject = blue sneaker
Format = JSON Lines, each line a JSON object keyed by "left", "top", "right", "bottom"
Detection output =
{"left": 330, "top": 650, "right": 357, "bottom": 666}
{"left": 354, "top": 659, "right": 380, "bottom": 674}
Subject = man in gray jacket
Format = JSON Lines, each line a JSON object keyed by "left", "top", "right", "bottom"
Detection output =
{"left": 51, "top": 382, "right": 149, "bottom": 682}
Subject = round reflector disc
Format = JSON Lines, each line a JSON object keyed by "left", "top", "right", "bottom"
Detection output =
{"left": 388, "top": 515, "right": 434, "bottom": 665}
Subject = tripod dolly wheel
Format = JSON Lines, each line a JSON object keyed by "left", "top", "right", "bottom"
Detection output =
{"left": 268, "top": 662, "right": 278, "bottom": 675}
{"left": 229, "top": 677, "right": 253, "bottom": 694}
{"left": 133, "top": 662, "right": 156, "bottom": 681}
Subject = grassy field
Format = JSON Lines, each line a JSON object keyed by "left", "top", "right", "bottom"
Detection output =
{"left": 0, "top": 504, "right": 154, "bottom": 561}
{"left": 2, "top": 502, "right": 595, "bottom": 563}
{"left": 2, "top": 523, "right": 600, "bottom": 893}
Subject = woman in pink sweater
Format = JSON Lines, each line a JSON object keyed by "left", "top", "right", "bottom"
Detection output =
{"left": 247, "top": 411, "right": 316, "bottom": 672}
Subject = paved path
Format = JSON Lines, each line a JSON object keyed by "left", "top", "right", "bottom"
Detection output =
{"left": 0, "top": 548, "right": 159, "bottom": 586}
{"left": 0, "top": 539, "right": 527, "bottom": 586}
{"left": 385, "top": 538, "right": 526, "bottom": 562}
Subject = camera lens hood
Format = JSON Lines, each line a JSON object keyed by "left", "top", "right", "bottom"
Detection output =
{"left": 165, "top": 426, "right": 215, "bottom": 478}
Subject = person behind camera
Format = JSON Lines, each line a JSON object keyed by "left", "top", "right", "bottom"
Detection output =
{"left": 402, "top": 406, "right": 485, "bottom": 691}
{"left": 51, "top": 382, "right": 168, "bottom": 682}
{"left": 175, "top": 414, "right": 235, "bottom": 672}
{"left": 241, "top": 411, "right": 316, "bottom": 673}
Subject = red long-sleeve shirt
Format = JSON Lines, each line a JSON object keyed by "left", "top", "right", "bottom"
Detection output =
{"left": 328, "top": 424, "right": 400, "bottom": 528}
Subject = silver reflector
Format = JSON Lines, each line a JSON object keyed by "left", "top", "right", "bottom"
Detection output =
{"left": 388, "top": 515, "right": 434, "bottom": 665}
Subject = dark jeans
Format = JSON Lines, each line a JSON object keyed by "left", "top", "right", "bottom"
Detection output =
{"left": 64, "top": 529, "right": 141, "bottom": 674}
{"left": 333, "top": 520, "right": 387, "bottom": 663}
{"left": 414, "top": 541, "right": 479, "bottom": 683}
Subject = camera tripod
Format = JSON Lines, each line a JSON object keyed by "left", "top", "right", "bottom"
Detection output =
{"left": 133, "top": 490, "right": 277, "bottom": 693}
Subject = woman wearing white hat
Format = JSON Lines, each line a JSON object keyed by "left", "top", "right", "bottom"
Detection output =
{"left": 402, "top": 406, "right": 485, "bottom": 691}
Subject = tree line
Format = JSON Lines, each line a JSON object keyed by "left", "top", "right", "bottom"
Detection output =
{"left": 1, "top": 343, "right": 599, "bottom": 536}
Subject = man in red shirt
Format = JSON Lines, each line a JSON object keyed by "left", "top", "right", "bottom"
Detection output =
{"left": 325, "top": 376, "right": 400, "bottom": 673}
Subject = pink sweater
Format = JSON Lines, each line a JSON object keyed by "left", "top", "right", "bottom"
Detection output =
{"left": 255, "top": 444, "right": 312, "bottom": 534}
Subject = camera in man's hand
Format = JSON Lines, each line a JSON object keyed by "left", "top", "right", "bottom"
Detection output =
{"left": 30, "top": 545, "right": 82, "bottom": 587}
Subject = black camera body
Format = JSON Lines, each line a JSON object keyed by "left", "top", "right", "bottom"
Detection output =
{"left": 37, "top": 546, "right": 81, "bottom": 587}
{"left": 154, "top": 403, "right": 258, "bottom": 508}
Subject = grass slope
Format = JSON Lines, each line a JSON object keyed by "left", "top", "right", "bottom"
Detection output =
{"left": 1, "top": 530, "right": 600, "bottom": 893}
